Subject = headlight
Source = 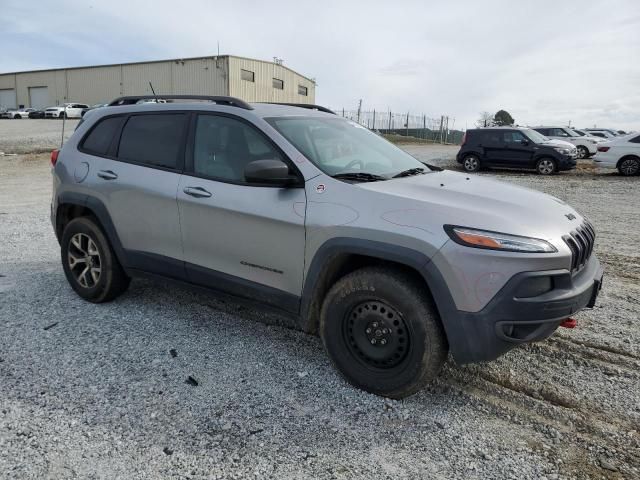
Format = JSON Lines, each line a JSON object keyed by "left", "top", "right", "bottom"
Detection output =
{"left": 444, "top": 226, "right": 557, "bottom": 253}
{"left": 553, "top": 147, "right": 571, "bottom": 154}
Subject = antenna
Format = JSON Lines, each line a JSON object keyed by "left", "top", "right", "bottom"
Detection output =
{"left": 149, "top": 81, "right": 158, "bottom": 101}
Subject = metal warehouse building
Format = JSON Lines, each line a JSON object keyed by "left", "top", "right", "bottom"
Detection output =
{"left": 0, "top": 55, "right": 316, "bottom": 109}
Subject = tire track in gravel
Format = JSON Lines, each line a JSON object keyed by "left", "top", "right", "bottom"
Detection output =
{"left": 441, "top": 366, "right": 640, "bottom": 475}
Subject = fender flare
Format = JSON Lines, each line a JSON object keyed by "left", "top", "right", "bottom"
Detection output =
{"left": 56, "top": 191, "right": 129, "bottom": 268}
{"left": 299, "top": 238, "right": 458, "bottom": 339}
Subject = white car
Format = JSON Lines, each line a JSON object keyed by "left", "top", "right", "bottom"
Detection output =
{"left": 44, "top": 103, "right": 89, "bottom": 119}
{"left": 532, "top": 126, "right": 602, "bottom": 159}
{"left": 593, "top": 133, "right": 640, "bottom": 176}
{"left": 0, "top": 107, "right": 37, "bottom": 119}
{"left": 583, "top": 128, "right": 618, "bottom": 139}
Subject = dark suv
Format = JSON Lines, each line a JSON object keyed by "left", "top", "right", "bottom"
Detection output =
{"left": 457, "top": 127, "right": 578, "bottom": 175}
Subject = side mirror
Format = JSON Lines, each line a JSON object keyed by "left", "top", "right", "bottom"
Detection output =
{"left": 244, "top": 159, "right": 300, "bottom": 186}
{"left": 520, "top": 139, "right": 529, "bottom": 146}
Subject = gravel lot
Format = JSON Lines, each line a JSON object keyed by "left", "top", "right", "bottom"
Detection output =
{"left": 0, "top": 123, "right": 639, "bottom": 479}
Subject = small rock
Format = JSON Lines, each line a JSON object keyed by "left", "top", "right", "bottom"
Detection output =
{"left": 185, "top": 376, "right": 199, "bottom": 386}
{"left": 297, "top": 371, "right": 308, "bottom": 378}
{"left": 163, "top": 447, "right": 173, "bottom": 456}
{"left": 599, "top": 458, "right": 618, "bottom": 472}
{"left": 169, "top": 349, "right": 178, "bottom": 358}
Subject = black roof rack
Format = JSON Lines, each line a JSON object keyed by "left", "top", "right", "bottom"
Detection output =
{"left": 262, "top": 103, "right": 335, "bottom": 114}
{"left": 107, "top": 95, "right": 253, "bottom": 110}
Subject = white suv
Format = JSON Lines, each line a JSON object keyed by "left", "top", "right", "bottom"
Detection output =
{"left": 45, "top": 103, "right": 89, "bottom": 119}
{"left": 533, "top": 126, "right": 601, "bottom": 159}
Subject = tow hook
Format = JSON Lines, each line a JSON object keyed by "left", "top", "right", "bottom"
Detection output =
{"left": 560, "top": 318, "right": 577, "bottom": 329}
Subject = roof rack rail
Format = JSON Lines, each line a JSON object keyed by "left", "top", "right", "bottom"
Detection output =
{"left": 262, "top": 103, "right": 335, "bottom": 114}
{"left": 107, "top": 95, "right": 253, "bottom": 110}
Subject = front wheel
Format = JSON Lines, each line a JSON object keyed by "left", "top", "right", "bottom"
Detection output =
{"left": 618, "top": 157, "right": 640, "bottom": 176}
{"left": 320, "top": 267, "right": 447, "bottom": 398}
{"left": 577, "top": 146, "right": 588, "bottom": 159}
{"left": 61, "top": 217, "right": 130, "bottom": 303}
{"left": 536, "top": 157, "right": 556, "bottom": 175}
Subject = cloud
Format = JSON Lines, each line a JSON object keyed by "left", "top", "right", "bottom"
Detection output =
{"left": 1, "top": 0, "right": 638, "bottom": 130}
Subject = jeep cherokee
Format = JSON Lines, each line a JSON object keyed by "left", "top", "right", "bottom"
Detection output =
{"left": 51, "top": 96, "right": 603, "bottom": 398}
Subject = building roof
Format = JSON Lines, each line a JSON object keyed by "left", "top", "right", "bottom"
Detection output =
{"left": 0, "top": 54, "right": 316, "bottom": 84}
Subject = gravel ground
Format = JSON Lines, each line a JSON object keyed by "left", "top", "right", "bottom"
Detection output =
{"left": 0, "top": 141, "right": 638, "bottom": 479}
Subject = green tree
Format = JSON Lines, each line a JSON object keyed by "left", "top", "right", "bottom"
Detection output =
{"left": 493, "top": 110, "right": 515, "bottom": 126}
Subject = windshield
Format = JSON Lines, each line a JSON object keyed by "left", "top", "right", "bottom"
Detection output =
{"left": 521, "top": 128, "right": 549, "bottom": 143}
{"left": 565, "top": 128, "right": 581, "bottom": 136}
{"left": 266, "top": 116, "right": 429, "bottom": 177}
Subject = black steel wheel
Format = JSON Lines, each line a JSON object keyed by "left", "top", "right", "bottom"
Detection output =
{"left": 320, "top": 267, "right": 447, "bottom": 398}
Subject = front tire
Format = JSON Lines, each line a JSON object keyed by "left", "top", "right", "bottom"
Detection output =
{"left": 320, "top": 267, "right": 447, "bottom": 399}
{"left": 61, "top": 217, "right": 130, "bottom": 303}
{"left": 618, "top": 157, "right": 640, "bottom": 176}
{"left": 536, "top": 157, "right": 556, "bottom": 175}
{"left": 462, "top": 154, "right": 481, "bottom": 172}
{"left": 577, "top": 146, "right": 588, "bottom": 159}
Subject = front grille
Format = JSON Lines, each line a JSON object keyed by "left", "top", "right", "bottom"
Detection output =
{"left": 563, "top": 220, "right": 596, "bottom": 273}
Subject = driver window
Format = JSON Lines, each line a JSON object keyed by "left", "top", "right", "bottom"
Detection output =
{"left": 193, "top": 115, "right": 283, "bottom": 182}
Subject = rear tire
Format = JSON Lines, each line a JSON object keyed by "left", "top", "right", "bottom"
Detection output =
{"left": 536, "top": 157, "right": 556, "bottom": 175}
{"left": 462, "top": 154, "right": 481, "bottom": 172}
{"left": 320, "top": 267, "right": 447, "bottom": 399}
{"left": 618, "top": 157, "right": 640, "bottom": 176}
{"left": 61, "top": 217, "right": 130, "bottom": 303}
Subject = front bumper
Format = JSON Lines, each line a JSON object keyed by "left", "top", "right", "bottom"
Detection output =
{"left": 558, "top": 154, "right": 577, "bottom": 170}
{"left": 443, "top": 254, "right": 603, "bottom": 363}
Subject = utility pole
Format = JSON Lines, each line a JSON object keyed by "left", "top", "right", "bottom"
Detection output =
{"left": 372, "top": 109, "right": 376, "bottom": 130}
{"left": 356, "top": 99, "right": 362, "bottom": 124}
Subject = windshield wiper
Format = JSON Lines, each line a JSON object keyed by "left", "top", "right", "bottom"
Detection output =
{"left": 332, "top": 172, "right": 388, "bottom": 182}
{"left": 392, "top": 167, "right": 426, "bottom": 178}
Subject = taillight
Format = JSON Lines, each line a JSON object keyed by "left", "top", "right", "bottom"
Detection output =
{"left": 597, "top": 146, "right": 610, "bottom": 152}
{"left": 51, "top": 149, "right": 59, "bottom": 166}
{"left": 461, "top": 132, "right": 467, "bottom": 145}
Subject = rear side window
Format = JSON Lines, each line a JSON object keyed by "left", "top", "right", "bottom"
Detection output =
{"left": 535, "top": 128, "right": 550, "bottom": 136}
{"left": 630, "top": 135, "right": 640, "bottom": 143}
{"left": 118, "top": 114, "right": 185, "bottom": 169}
{"left": 81, "top": 116, "right": 125, "bottom": 155}
{"left": 479, "top": 130, "right": 501, "bottom": 145}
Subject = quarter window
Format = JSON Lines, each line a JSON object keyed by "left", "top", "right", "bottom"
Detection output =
{"left": 629, "top": 135, "right": 640, "bottom": 143}
{"left": 193, "top": 114, "right": 284, "bottom": 183}
{"left": 241, "top": 69, "right": 255, "bottom": 82}
{"left": 118, "top": 114, "right": 186, "bottom": 169}
{"left": 272, "top": 78, "right": 284, "bottom": 90}
{"left": 81, "top": 116, "right": 126, "bottom": 156}
{"left": 298, "top": 85, "right": 308, "bottom": 96}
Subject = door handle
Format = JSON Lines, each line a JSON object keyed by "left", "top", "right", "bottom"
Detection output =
{"left": 183, "top": 186, "right": 212, "bottom": 198}
{"left": 97, "top": 170, "right": 118, "bottom": 180}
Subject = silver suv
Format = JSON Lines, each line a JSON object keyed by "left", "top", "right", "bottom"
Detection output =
{"left": 51, "top": 95, "right": 604, "bottom": 398}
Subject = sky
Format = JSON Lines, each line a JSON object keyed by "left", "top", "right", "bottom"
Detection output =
{"left": 1, "top": 0, "right": 639, "bottom": 130}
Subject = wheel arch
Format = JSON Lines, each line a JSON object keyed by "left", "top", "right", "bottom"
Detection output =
{"left": 55, "top": 192, "right": 128, "bottom": 267}
{"left": 300, "top": 238, "right": 452, "bottom": 338}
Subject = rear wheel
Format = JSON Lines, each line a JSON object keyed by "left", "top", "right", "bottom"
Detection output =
{"left": 577, "top": 146, "right": 588, "bottom": 159}
{"left": 13, "top": 114, "right": 20, "bottom": 119}
{"left": 61, "top": 217, "right": 130, "bottom": 302}
{"left": 320, "top": 267, "right": 447, "bottom": 398}
{"left": 618, "top": 157, "right": 640, "bottom": 176}
{"left": 536, "top": 157, "right": 556, "bottom": 175}
{"left": 462, "top": 154, "right": 481, "bottom": 172}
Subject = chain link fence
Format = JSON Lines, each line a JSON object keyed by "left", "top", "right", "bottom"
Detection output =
{"left": 332, "top": 108, "right": 464, "bottom": 145}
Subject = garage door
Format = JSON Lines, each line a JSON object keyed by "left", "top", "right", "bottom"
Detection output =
{"left": 0, "top": 89, "right": 16, "bottom": 109}
{"left": 29, "top": 86, "right": 49, "bottom": 108}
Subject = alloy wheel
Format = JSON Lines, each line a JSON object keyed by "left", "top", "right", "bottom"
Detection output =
{"left": 464, "top": 156, "right": 479, "bottom": 172}
{"left": 538, "top": 159, "right": 555, "bottom": 175}
{"left": 577, "top": 146, "right": 588, "bottom": 159}
{"left": 619, "top": 158, "right": 640, "bottom": 176}
{"left": 68, "top": 233, "right": 102, "bottom": 288}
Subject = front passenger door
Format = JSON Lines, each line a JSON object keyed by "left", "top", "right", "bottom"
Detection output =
{"left": 177, "top": 113, "right": 307, "bottom": 311}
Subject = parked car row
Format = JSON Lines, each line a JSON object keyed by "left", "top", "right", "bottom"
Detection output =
{"left": 457, "top": 126, "right": 639, "bottom": 176}
{"left": 0, "top": 103, "right": 90, "bottom": 119}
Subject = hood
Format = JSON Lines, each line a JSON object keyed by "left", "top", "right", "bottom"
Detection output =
{"left": 540, "top": 138, "right": 574, "bottom": 148}
{"left": 357, "top": 170, "right": 583, "bottom": 241}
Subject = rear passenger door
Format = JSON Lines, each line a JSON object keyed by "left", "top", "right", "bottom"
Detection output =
{"left": 498, "top": 130, "right": 534, "bottom": 167}
{"left": 80, "top": 113, "right": 187, "bottom": 278}
{"left": 176, "top": 113, "right": 306, "bottom": 311}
